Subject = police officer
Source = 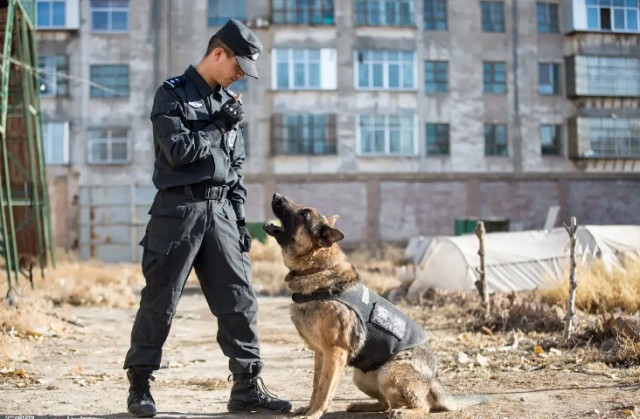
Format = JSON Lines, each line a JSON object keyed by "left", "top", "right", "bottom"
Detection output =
{"left": 123, "top": 20, "right": 291, "bottom": 417}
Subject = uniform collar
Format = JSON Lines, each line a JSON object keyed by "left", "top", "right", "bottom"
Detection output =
{"left": 184, "top": 65, "right": 221, "bottom": 98}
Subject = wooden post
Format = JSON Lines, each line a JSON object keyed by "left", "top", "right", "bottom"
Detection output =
{"left": 563, "top": 216, "right": 578, "bottom": 341}
{"left": 474, "top": 221, "right": 489, "bottom": 318}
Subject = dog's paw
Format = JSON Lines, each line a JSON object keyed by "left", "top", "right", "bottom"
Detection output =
{"left": 293, "top": 405, "right": 310, "bottom": 415}
{"left": 387, "top": 408, "right": 407, "bottom": 419}
{"left": 302, "top": 410, "right": 324, "bottom": 419}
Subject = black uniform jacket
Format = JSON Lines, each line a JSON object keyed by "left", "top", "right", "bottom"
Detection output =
{"left": 151, "top": 65, "right": 247, "bottom": 220}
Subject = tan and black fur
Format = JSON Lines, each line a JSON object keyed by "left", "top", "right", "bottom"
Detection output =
{"left": 263, "top": 193, "right": 489, "bottom": 419}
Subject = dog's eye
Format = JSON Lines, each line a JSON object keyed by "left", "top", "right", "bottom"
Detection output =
{"left": 300, "top": 208, "right": 311, "bottom": 218}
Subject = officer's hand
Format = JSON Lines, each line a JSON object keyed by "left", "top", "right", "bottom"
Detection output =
{"left": 237, "top": 221, "right": 252, "bottom": 253}
{"left": 217, "top": 95, "right": 244, "bottom": 130}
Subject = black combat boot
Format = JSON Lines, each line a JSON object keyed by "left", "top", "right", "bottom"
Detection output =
{"left": 127, "top": 367, "right": 157, "bottom": 417}
{"left": 227, "top": 373, "right": 292, "bottom": 414}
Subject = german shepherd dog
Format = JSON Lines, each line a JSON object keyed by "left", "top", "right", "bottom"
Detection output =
{"left": 263, "top": 193, "right": 489, "bottom": 419}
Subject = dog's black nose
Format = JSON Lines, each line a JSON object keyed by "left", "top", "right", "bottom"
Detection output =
{"left": 273, "top": 193, "right": 282, "bottom": 202}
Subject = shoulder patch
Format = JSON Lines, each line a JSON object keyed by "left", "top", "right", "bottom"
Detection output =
{"left": 163, "top": 75, "right": 186, "bottom": 89}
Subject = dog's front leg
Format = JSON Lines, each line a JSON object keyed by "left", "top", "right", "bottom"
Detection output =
{"left": 295, "top": 350, "right": 323, "bottom": 416}
{"left": 304, "top": 347, "right": 348, "bottom": 419}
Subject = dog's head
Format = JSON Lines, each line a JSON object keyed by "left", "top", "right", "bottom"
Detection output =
{"left": 263, "top": 193, "right": 344, "bottom": 259}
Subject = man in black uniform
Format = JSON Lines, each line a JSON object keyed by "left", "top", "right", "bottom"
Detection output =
{"left": 123, "top": 19, "right": 291, "bottom": 417}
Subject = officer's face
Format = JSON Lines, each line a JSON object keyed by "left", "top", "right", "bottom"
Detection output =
{"left": 214, "top": 48, "right": 245, "bottom": 87}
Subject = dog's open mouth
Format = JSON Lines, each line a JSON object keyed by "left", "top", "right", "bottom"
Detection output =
{"left": 263, "top": 219, "right": 284, "bottom": 236}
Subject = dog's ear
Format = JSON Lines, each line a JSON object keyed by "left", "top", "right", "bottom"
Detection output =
{"left": 326, "top": 215, "right": 339, "bottom": 227}
{"left": 318, "top": 224, "right": 345, "bottom": 248}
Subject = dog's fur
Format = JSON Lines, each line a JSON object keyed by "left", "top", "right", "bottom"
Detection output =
{"left": 263, "top": 193, "right": 489, "bottom": 419}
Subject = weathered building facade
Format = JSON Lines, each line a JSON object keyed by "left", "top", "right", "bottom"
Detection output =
{"left": 36, "top": 0, "right": 640, "bottom": 261}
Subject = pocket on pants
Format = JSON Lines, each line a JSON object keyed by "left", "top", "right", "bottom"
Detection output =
{"left": 149, "top": 203, "right": 191, "bottom": 241}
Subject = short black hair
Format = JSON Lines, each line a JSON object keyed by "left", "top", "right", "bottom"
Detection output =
{"left": 205, "top": 36, "right": 234, "bottom": 57}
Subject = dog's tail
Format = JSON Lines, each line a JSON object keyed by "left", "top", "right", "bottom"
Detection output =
{"left": 428, "top": 379, "right": 489, "bottom": 411}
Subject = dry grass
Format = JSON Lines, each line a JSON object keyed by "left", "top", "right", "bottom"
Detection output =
{"left": 539, "top": 257, "right": 640, "bottom": 314}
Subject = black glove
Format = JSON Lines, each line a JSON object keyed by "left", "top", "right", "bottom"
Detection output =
{"left": 237, "top": 220, "right": 252, "bottom": 253}
{"left": 214, "top": 97, "right": 244, "bottom": 131}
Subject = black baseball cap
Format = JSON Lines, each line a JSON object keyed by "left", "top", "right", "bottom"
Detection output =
{"left": 215, "top": 19, "right": 263, "bottom": 79}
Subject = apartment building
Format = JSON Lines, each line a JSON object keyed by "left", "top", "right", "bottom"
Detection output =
{"left": 35, "top": 0, "right": 640, "bottom": 261}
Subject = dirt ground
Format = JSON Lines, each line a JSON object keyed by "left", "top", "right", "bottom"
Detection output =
{"left": 1, "top": 282, "right": 639, "bottom": 419}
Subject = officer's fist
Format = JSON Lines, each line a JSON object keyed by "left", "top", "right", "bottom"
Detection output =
{"left": 217, "top": 96, "right": 244, "bottom": 130}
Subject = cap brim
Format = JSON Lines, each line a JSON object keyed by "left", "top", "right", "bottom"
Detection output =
{"left": 236, "top": 56, "right": 259, "bottom": 79}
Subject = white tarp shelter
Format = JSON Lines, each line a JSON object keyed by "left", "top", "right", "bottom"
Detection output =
{"left": 406, "top": 225, "right": 640, "bottom": 298}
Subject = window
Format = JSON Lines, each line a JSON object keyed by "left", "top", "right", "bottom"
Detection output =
{"left": 539, "top": 63, "right": 561, "bottom": 94}
{"left": 208, "top": 0, "right": 245, "bottom": 26}
{"left": 358, "top": 114, "right": 416, "bottom": 156}
{"left": 574, "top": 56, "right": 640, "bottom": 97}
{"left": 90, "top": 65, "right": 129, "bottom": 97}
{"left": 272, "top": 48, "right": 337, "bottom": 90}
{"left": 272, "top": 0, "right": 334, "bottom": 25}
{"left": 484, "top": 124, "right": 508, "bottom": 156}
{"left": 88, "top": 128, "right": 130, "bottom": 164}
{"left": 576, "top": 117, "right": 640, "bottom": 158}
{"left": 483, "top": 62, "right": 506, "bottom": 94}
{"left": 586, "top": 0, "right": 639, "bottom": 32}
{"left": 36, "top": 0, "right": 65, "bottom": 28}
{"left": 354, "top": 0, "right": 415, "bottom": 26}
{"left": 271, "top": 114, "right": 337, "bottom": 155}
{"left": 426, "top": 123, "right": 449, "bottom": 155}
{"left": 231, "top": 78, "right": 248, "bottom": 92}
{"left": 356, "top": 50, "right": 416, "bottom": 90}
{"left": 424, "top": 0, "right": 447, "bottom": 30}
{"left": 41, "top": 121, "right": 69, "bottom": 164}
{"left": 38, "top": 55, "right": 69, "bottom": 97}
{"left": 537, "top": 2, "right": 560, "bottom": 33}
{"left": 481, "top": 1, "right": 505, "bottom": 32}
{"left": 425, "top": 61, "right": 448, "bottom": 93}
{"left": 90, "top": 0, "right": 129, "bottom": 32}
{"left": 275, "top": 49, "right": 321, "bottom": 89}
{"left": 540, "top": 124, "right": 562, "bottom": 155}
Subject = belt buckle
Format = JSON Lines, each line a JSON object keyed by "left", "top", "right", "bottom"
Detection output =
{"left": 204, "top": 186, "right": 216, "bottom": 200}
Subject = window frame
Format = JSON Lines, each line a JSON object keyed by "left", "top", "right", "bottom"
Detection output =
{"left": 424, "top": 60, "right": 448, "bottom": 93}
{"left": 586, "top": 0, "right": 639, "bottom": 32}
{"left": 540, "top": 124, "right": 563, "bottom": 156}
{"left": 89, "top": 64, "right": 130, "bottom": 98}
{"left": 538, "top": 62, "right": 562, "bottom": 95}
{"left": 483, "top": 61, "right": 506, "bottom": 94}
{"left": 574, "top": 55, "right": 640, "bottom": 97}
{"left": 355, "top": 50, "right": 417, "bottom": 91}
{"left": 36, "top": 0, "right": 66, "bottom": 29}
{"left": 484, "top": 123, "right": 508, "bottom": 156}
{"left": 207, "top": 0, "right": 246, "bottom": 26}
{"left": 90, "top": 0, "right": 130, "bottom": 33}
{"left": 41, "top": 121, "right": 70, "bottom": 165}
{"left": 38, "top": 55, "right": 69, "bottom": 97}
{"left": 357, "top": 114, "right": 418, "bottom": 156}
{"left": 353, "top": 0, "right": 415, "bottom": 27}
{"left": 271, "top": 114, "right": 337, "bottom": 156}
{"left": 481, "top": 1, "right": 505, "bottom": 33}
{"left": 537, "top": 2, "right": 560, "bottom": 33}
{"left": 272, "top": 0, "right": 335, "bottom": 25}
{"left": 424, "top": 0, "right": 448, "bottom": 30}
{"left": 87, "top": 128, "right": 131, "bottom": 164}
{"left": 426, "top": 123, "right": 450, "bottom": 156}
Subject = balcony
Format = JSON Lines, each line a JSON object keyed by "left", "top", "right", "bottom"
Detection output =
{"left": 569, "top": 116, "right": 640, "bottom": 159}
{"left": 565, "top": 55, "right": 640, "bottom": 98}
{"left": 563, "top": 0, "right": 639, "bottom": 34}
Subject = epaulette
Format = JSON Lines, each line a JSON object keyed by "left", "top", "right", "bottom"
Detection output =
{"left": 163, "top": 75, "right": 185, "bottom": 89}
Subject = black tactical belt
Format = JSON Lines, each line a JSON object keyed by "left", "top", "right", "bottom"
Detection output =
{"left": 165, "top": 184, "right": 228, "bottom": 201}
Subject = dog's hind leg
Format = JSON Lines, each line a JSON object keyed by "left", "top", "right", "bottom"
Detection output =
{"left": 378, "top": 365, "right": 430, "bottom": 419}
{"left": 346, "top": 369, "right": 390, "bottom": 412}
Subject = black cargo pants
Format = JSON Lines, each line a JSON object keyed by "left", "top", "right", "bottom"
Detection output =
{"left": 123, "top": 185, "right": 260, "bottom": 375}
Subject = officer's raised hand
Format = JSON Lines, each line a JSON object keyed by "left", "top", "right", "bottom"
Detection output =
{"left": 214, "top": 94, "right": 244, "bottom": 131}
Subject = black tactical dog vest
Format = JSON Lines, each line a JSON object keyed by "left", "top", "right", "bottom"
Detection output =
{"left": 292, "top": 283, "right": 428, "bottom": 372}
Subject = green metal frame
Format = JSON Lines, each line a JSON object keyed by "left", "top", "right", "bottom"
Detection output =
{"left": 0, "top": 0, "right": 55, "bottom": 296}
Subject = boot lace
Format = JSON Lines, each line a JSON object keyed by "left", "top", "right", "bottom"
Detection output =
{"left": 252, "top": 376, "right": 278, "bottom": 404}
{"left": 133, "top": 373, "right": 155, "bottom": 403}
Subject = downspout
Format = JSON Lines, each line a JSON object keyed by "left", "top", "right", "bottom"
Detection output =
{"left": 512, "top": 0, "right": 523, "bottom": 172}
